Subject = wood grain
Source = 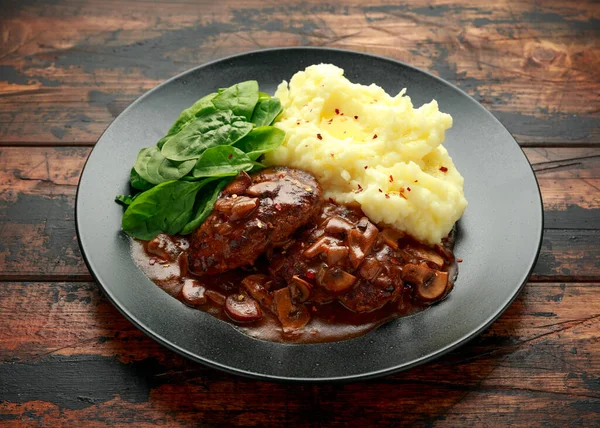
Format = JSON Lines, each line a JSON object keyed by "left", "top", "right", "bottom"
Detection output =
{"left": 1, "top": 1, "right": 599, "bottom": 426}
{"left": 1, "top": 0, "right": 598, "bottom": 145}
{"left": 0, "top": 281, "right": 598, "bottom": 426}
{"left": 1, "top": 146, "right": 598, "bottom": 282}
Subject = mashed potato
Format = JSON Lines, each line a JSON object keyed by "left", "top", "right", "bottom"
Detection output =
{"left": 263, "top": 64, "right": 467, "bottom": 245}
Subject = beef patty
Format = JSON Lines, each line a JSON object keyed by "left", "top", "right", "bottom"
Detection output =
{"left": 188, "top": 167, "right": 323, "bottom": 275}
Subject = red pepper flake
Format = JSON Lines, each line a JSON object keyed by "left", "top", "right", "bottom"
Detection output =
{"left": 306, "top": 271, "right": 316, "bottom": 280}
{"left": 356, "top": 184, "right": 363, "bottom": 192}
{"left": 317, "top": 133, "right": 323, "bottom": 140}
{"left": 227, "top": 153, "right": 233, "bottom": 159}
{"left": 400, "top": 193, "right": 407, "bottom": 200}
{"left": 440, "top": 166, "right": 448, "bottom": 172}
{"left": 414, "top": 179, "right": 418, "bottom": 183}
{"left": 331, "top": 153, "right": 335, "bottom": 158}
{"left": 378, "top": 188, "right": 383, "bottom": 193}
{"left": 373, "top": 134, "right": 378, "bottom": 139}
{"left": 354, "top": 115, "right": 358, "bottom": 119}
{"left": 340, "top": 113, "right": 344, "bottom": 116}
{"left": 457, "top": 258, "right": 463, "bottom": 263}
{"left": 385, "top": 193, "right": 390, "bottom": 199}
{"left": 275, "top": 203, "right": 282, "bottom": 211}
{"left": 296, "top": 121, "right": 300, "bottom": 125}
{"left": 389, "top": 174, "right": 394, "bottom": 182}
{"left": 335, "top": 108, "right": 340, "bottom": 115}
{"left": 364, "top": 165, "right": 368, "bottom": 169}
{"left": 407, "top": 187, "right": 411, "bottom": 191}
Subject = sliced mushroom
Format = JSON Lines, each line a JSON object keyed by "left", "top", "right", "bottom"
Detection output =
{"left": 273, "top": 287, "right": 310, "bottom": 332}
{"left": 358, "top": 257, "right": 382, "bottom": 280}
{"left": 408, "top": 247, "right": 445, "bottom": 268}
{"left": 416, "top": 271, "right": 448, "bottom": 301}
{"left": 241, "top": 274, "right": 273, "bottom": 308}
{"left": 180, "top": 279, "right": 207, "bottom": 306}
{"left": 146, "top": 234, "right": 181, "bottom": 261}
{"left": 222, "top": 171, "right": 252, "bottom": 195}
{"left": 303, "top": 236, "right": 331, "bottom": 259}
{"left": 317, "top": 266, "right": 357, "bottom": 293}
{"left": 380, "top": 228, "right": 405, "bottom": 250}
{"left": 346, "top": 222, "right": 378, "bottom": 268}
{"left": 347, "top": 237, "right": 365, "bottom": 269}
{"left": 246, "top": 181, "right": 280, "bottom": 197}
{"left": 225, "top": 293, "right": 263, "bottom": 323}
{"left": 324, "top": 216, "right": 353, "bottom": 234}
{"left": 178, "top": 252, "right": 189, "bottom": 277}
{"left": 402, "top": 262, "right": 433, "bottom": 285}
{"left": 326, "top": 245, "right": 349, "bottom": 266}
{"left": 213, "top": 197, "right": 235, "bottom": 214}
{"left": 205, "top": 289, "right": 226, "bottom": 306}
{"left": 402, "top": 263, "right": 448, "bottom": 302}
{"left": 229, "top": 196, "right": 259, "bottom": 221}
{"left": 290, "top": 275, "right": 313, "bottom": 303}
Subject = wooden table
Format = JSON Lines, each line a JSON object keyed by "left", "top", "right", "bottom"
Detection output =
{"left": 1, "top": 1, "right": 599, "bottom": 425}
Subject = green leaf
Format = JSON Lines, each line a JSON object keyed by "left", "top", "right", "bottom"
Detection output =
{"left": 115, "top": 194, "right": 137, "bottom": 206}
{"left": 161, "top": 110, "right": 253, "bottom": 161}
{"left": 258, "top": 91, "right": 271, "bottom": 101}
{"left": 130, "top": 167, "right": 154, "bottom": 191}
{"left": 134, "top": 146, "right": 196, "bottom": 185}
{"left": 233, "top": 126, "right": 286, "bottom": 161}
{"left": 156, "top": 93, "right": 218, "bottom": 149}
{"left": 121, "top": 179, "right": 211, "bottom": 240}
{"left": 212, "top": 81, "right": 259, "bottom": 121}
{"left": 192, "top": 145, "right": 254, "bottom": 178}
{"left": 180, "top": 179, "right": 229, "bottom": 235}
{"left": 251, "top": 97, "right": 282, "bottom": 127}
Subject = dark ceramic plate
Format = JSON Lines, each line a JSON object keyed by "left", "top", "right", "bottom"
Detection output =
{"left": 76, "top": 48, "right": 543, "bottom": 382}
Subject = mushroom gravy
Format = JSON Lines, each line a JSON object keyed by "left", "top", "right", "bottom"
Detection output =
{"left": 131, "top": 202, "right": 457, "bottom": 344}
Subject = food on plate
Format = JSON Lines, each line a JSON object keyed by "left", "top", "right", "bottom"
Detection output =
{"left": 132, "top": 167, "right": 457, "bottom": 342}
{"left": 188, "top": 167, "right": 322, "bottom": 275}
{"left": 116, "top": 80, "right": 284, "bottom": 240}
{"left": 265, "top": 64, "right": 467, "bottom": 245}
{"left": 118, "top": 67, "right": 467, "bottom": 343}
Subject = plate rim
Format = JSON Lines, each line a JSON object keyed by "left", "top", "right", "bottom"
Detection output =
{"left": 75, "top": 46, "right": 544, "bottom": 382}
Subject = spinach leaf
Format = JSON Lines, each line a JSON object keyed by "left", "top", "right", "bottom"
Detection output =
{"left": 156, "top": 93, "right": 218, "bottom": 149}
{"left": 161, "top": 110, "right": 253, "bottom": 161}
{"left": 258, "top": 91, "right": 271, "bottom": 101}
{"left": 192, "top": 145, "right": 254, "bottom": 178}
{"left": 180, "top": 179, "right": 229, "bottom": 235}
{"left": 251, "top": 97, "right": 282, "bottom": 127}
{"left": 233, "top": 126, "right": 286, "bottom": 161}
{"left": 122, "top": 179, "right": 211, "bottom": 239}
{"left": 115, "top": 194, "right": 138, "bottom": 206}
{"left": 134, "top": 146, "right": 196, "bottom": 185}
{"left": 212, "top": 81, "right": 259, "bottom": 121}
{"left": 130, "top": 167, "right": 154, "bottom": 191}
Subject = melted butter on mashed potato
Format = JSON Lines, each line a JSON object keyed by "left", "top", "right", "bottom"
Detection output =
{"left": 263, "top": 64, "right": 467, "bottom": 245}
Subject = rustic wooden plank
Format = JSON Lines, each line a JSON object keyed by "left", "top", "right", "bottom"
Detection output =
{"left": 0, "top": 281, "right": 598, "bottom": 426}
{"left": 1, "top": 0, "right": 598, "bottom": 145}
{"left": 1, "top": 146, "right": 599, "bottom": 281}
{"left": 0, "top": 147, "right": 89, "bottom": 281}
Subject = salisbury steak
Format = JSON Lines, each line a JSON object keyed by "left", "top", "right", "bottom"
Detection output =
{"left": 188, "top": 167, "right": 323, "bottom": 275}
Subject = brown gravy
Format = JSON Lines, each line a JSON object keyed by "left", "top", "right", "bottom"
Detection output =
{"left": 130, "top": 204, "right": 457, "bottom": 344}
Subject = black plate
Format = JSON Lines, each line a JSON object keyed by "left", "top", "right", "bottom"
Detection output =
{"left": 76, "top": 47, "right": 543, "bottom": 382}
